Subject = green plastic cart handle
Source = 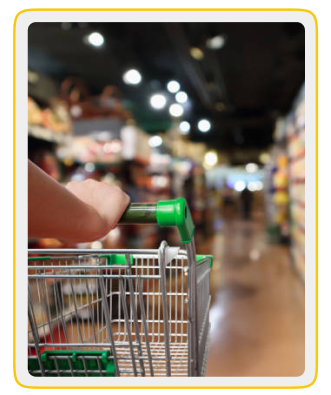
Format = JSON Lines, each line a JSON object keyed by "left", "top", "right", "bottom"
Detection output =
{"left": 119, "top": 198, "right": 195, "bottom": 244}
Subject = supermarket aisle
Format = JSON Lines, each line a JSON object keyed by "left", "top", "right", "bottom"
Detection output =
{"left": 204, "top": 213, "right": 305, "bottom": 377}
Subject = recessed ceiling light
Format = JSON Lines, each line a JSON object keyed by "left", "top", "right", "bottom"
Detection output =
{"left": 190, "top": 47, "right": 204, "bottom": 60}
{"left": 148, "top": 135, "right": 163, "bottom": 148}
{"left": 123, "top": 69, "right": 142, "bottom": 85}
{"left": 179, "top": 121, "right": 191, "bottom": 134}
{"left": 167, "top": 80, "right": 180, "bottom": 93}
{"left": 150, "top": 94, "right": 167, "bottom": 110}
{"left": 204, "top": 151, "right": 218, "bottom": 167}
{"left": 259, "top": 152, "right": 270, "bottom": 164}
{"left": 175, "top": 91, "right": 188, "bottom": 104}
{"left": 245, "top": 163, "right": 258, "bottom": 173}
{"left": 169, "top": 104, "right": 184, "bottom": 117}
{"left": 198, "top": 119, "right": 211, "bottom": 132}
{"left": 206, "top": 35, "right": 226, "bottom": 50}
{"left": 234, "top": 181, "right": 246, "bottom": 192}
{"left": 86, "top": 32, "right": 104, "bottom": 47}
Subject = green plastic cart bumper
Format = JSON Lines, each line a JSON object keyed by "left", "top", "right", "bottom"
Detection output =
{"left": 28, "top": 350, "right": 115, "bottom": 377}
{"left": 156, "top": 198, "right": 195, "bottom": 243}
{"left": 196, "top": 254, "right": 213, "bottom": 268}
{"left": 28, "top": 256, "right": 51, "bottom": 261}
{"left": 99, "top": 254, "right": 133, "bottom": 265}
{"left": 120, "top": 198, "right": 195, "bottom": 243}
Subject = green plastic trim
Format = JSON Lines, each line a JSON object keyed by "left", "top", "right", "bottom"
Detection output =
{"left": 156, "top": 198, "right": 195, "bottom": 243}
{"left": 28, "top": 256, "right": 51, "bottom": 261}
{"left": 196, "top": 254, "right": 213, "bottom": 268}
{"left": 99, "top": 254, "right": 133, "bottom": 265}
{"left": 28, "top": 350, "right": 115, "bottom": 377}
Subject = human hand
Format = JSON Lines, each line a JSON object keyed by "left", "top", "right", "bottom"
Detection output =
{"left": 66, "top": 179, "right": 130, "bottom": 239}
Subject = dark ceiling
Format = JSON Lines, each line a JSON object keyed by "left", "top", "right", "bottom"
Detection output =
{"left": 28, "top": 22, "right": 305, "bottom": 153}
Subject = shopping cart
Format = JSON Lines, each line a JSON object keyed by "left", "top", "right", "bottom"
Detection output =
{"left": 28, "top": 198, "right": 212, "bottom": 377}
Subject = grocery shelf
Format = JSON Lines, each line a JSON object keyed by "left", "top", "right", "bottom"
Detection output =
{"left": 289, "top": 151, "right": 305, "bottom": 163}
{"left": 290, "top": 199, "right": 305, "bottom": 208}
{"left": 28, "top": 125, "right": 72, "bottom": 145}
{"left": 289, "top": 177, "right": 305, "bottom": 184}
{"left": 60, "top": 157, "right": 123, "bottom": 167}
{"left": 266, "top": 84, "right": 305, "bottom": 280}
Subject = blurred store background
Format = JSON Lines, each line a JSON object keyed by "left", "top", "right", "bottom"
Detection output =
{"left": 28, "top": 22, "right": 305, "bottom": 376}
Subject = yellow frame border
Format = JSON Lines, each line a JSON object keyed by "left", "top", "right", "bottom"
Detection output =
{"left": 13, "top": 8, "right": 318, "bottom": 389}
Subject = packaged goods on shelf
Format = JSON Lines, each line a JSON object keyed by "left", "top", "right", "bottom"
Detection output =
{"left": 164, "top": 129, "right": 207, "bottom": 165}
{"left": 265, "top": 84, "right": 305, "bottom": 276}
{"left": 28, "top": 97, "right": 43, "bottom": 126}
{"left": 60, "top": 78, "right": 132, "bottom": 122}
{"left": 121, "top": 125, "right": 152, "bottom": 164}
{"left": 289, "top": 157, "right": 305, "bottom": 181}
{"left": 290, "top": 183, "right": 305, "bottom": 204}
{"left": 264, "top": 146, "right": 290, "bottom": 243}
{"left": 56, "top": 136, "right": 123, "bottom": 165}
{"left": 28, "top": 95, "right": 73, "bottom": 135}
{"left": 287, "top": 84, "right": 305, "bottom": 279}
{"left": 149, "top": 153, "right": 172, "bottom": 174}
{"left": 49, "top": 98, "right": 73, "bottom": 133}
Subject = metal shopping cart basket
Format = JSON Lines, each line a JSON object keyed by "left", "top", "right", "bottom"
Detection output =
{"left": 28, "top": 198, "right": 212, "bottom": 377}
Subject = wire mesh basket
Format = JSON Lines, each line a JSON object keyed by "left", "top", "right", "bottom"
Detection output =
{"left": 28, "top": 199, "right": 212, "bottom": 377}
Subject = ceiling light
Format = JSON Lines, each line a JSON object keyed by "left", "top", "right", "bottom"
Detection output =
{"left": 175, "top": 91, "right": 188, "bottom": 104}
{"left": 179, "top": 121, "right": 191, "bottom": 135}
{"left": 206, "top": 34, "right": 226, "bottom": 50}
{"left": 215, "top": 102, "right": 226, "bottom": 112}
{"left": 234, "top": 181, "right": 246, "bottom": 192}
{"left": 150, "top": 94, "right": 167, "bottom": 110}
{"left": 123, "top": 69, "right": 142, "bottom": 85}
{"left": 61, "top": 22, "right": 72, "bottom": 31}
{"left": 259, "top": 152, "right": 270, "bottom": 164}
{"left": 247, "top": 181, "right": 263, "bottom": 192}
{"left": 86, "top": 32, "right": 104, "bottom": 47}
{"left": 169, "top": 104, "right": 184, "bottom": 117}
{"left": 245, "top": 163, "right": 258, "bottom": 173}
{"left": 198, "top": 119, "right": 211, "bottom": 133}
{"left": 247, "top": 182, "right": 257, "bottom": 192}
{"left": 204, "top": 151, "right": 218, "bottom": 168}
{"left": 148, "top": 135, "right": 163, "bottom": 148}
{"left": 167, "top": 80, "right": 180, "bottom": 93}
{"left": 255, "top": 181, "right": 263, "bottom": 191}
{"left": 190, "top": 47, "right": 204, "bottom": 60}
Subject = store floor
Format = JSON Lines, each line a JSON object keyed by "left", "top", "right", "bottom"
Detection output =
{"left": 202, "top": 211, "right": 305, "bottom": 377}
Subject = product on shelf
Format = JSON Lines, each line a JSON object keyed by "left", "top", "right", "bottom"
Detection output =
{"left": 29, "top": 95, "right": 73, "bottom": 135}
{"left": 121, "top": 125, "right": 152, "bottom": 164}
{"left": 28, "top": 96, "right": 43, "bottom": 126}
{"left": 287, "top": 84, "right": 305, "bottom": 279}
{"left": 41, "top": 108, "right": 57, "bottom": 131}
{"left": 49, "top": 98, "right": 73, "bottom": 133}
{"left": 56, "top": 136, "right": 123, "bottom": 164}
{"left": 265, "top": 147, "right": 290, "bottom": 243}
{"left": 264, "top": 84, "right": 305, "bottom": 278}
{"left": 60, "top": 78, "right": 132, "bottom": 121}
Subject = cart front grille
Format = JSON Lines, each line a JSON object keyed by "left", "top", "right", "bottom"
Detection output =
{"left": 28, "top": 251, "right": 191, "bottom": 377}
